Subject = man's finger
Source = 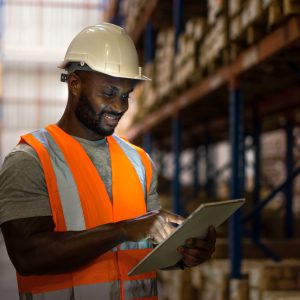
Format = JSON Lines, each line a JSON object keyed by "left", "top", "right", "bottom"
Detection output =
{"left": 205, "top": 226, "right": 217, "bottom": 243}
{"left": 165, "top": 223, "right": 177, "bottom": 236}
{"left": 161, "top": 210, "right": 184, "bottom": 225}
{"left": 178, "top": 246, "right": 212, "bottom": 260}
{"left": 151, "top": 219, "right": 171, "bottom": 242}
{"left": 181, "top": 253, "right": 203, "bottom": 267}
{"left": 153, "top": 231, "right": 166, "bottom": 244}
{"left": 158, "top": 221, "right": 175, "bottom": 240}
{"left": 185, "top": 238, "right": 214, "bottom": 251}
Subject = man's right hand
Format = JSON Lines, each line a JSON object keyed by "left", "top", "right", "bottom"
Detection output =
{"left": 120, "top": 210, "right": 184, "bottom": 244}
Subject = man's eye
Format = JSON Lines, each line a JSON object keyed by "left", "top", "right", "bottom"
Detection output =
{"left": 121, "top": 94, "right": 129, "bottom": 101}
{"left": 102, "top": 92, "right": 114, "bottom": 98}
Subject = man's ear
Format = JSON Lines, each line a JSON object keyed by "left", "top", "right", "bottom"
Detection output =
{"left": 67, "top": 72, "right": 81, "bottom": 97}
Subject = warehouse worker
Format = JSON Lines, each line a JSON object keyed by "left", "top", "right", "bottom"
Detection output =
{"left": 0, "top": 23, "right": 216, "bottom": 300}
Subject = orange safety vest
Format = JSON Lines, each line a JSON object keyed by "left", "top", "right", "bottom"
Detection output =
{"left": 17, "top": 124, "right": 158, "bottom": 300}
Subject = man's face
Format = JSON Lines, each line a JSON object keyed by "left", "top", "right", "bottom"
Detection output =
{"left": 74, "top": 72, "right": 134, "bottom": 137}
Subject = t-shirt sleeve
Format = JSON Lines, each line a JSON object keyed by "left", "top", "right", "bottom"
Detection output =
{"left": 146, "top": 156, "right": 161, "bottom": 211}
{"left": 0, "top": 146, "right": 52, "bottom": 225}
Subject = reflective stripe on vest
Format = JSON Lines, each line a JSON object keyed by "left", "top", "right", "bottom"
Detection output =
{"left": 17, "top": 124, "right": 157, "bottom": 300}
{"left": 19, "top": 279, "right": 157, "bottom": 300}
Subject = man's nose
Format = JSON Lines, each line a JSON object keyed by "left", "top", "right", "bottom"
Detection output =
{"left": 110, "top": 97, "right": 128, "bottom": 113}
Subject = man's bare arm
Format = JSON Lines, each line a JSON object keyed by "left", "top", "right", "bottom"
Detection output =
{"left": 1, "top": 216, "right": 125, "bottom": 276}
{"left": 1, "top": 210, "right": 183, "bottom": 276}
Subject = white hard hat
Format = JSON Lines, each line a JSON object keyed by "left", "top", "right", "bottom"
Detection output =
{"left": 58, "top": 23, "right": 150, "bottom": 81}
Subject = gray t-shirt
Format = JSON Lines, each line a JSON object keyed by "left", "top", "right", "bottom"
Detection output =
{"left": 0, "top": 136, "right": 160, "bottom": 225}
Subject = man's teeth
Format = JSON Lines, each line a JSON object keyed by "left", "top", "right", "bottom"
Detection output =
{"left": 104, "top": 113, "right": 118, "bottom": 120}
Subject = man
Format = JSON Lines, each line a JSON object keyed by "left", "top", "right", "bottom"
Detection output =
{"left": 0, "top": 23, "right": 216, "bottom": 299}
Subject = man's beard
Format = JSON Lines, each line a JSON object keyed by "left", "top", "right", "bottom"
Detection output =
{"left": 75, "top": 92, "right": 118, "bottom": 137}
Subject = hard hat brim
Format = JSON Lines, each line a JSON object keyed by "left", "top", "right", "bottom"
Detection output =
{"left": 58, "top": 61, "right": 151, "bottom": 81}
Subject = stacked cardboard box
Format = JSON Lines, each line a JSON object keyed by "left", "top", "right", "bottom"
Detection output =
{"left": 174, "top": 18, "right": 206, "bottom": 89}
{"left": 208, "top": 0, "right": 226, "bottom": 25}
{"left": 262, "top": 291, "right": 300, "bottom": 300}
{"left": 268, "top": 0, "right": 300, "bottom": 27}
{"left": 246, "top": 260, "right": 300, "bottom": 300}
{"left": 223, "top": 0, "right": 300, "bottom": 61}
{"left": 158, "top": 269, "right": 193, "bottom": 300}
{"left": 200, "top": 260, "right": 229, "bottom": 300}
{"left": 128, "top": 1, "right": 300, "bottom": 128}
{"left": 229, "top": 277, "right": 249, "bottom": 300}
{"left": 229, "top": 0, "right": 272, "bottom": 60}
{"left": 240, "top": 0, "right": 264, "bottom": 34}
{"left": 192, "top": 0, "right": 229, "bottom": 75}
{"left": 229, "top": 0, "right": 242, "bottom": 42}
{"left": 119, "top": 80, "right": 144, "bottom": 129}
{"left": 293, "top": 125, "right": 300, "bottom": 224}
{"left": 261, "top": 130, "right": 286, "bottom": 186}
{"left": 140, "top": 63, "right": 157, "bottom": 111}
{"left": 261, "top": 261, "right": 300, "bottom": 291}
{"left": 229, "top": 0, "right": 242, "bottom": 17}
{"left": 158, "top": 259, "right": 300, "bottom": 300}
{"left": 284, "top": 0, "right": 300, "bottom": 14}
{"left": 199, "top": 14, "right": 229, "bottom": 74}
{"left": 155, "top": 28, "right": 175, "bottom": 99}
{"left": 121, "top": 0, "right": 147, "bottom": 34}
{"left": 131, "top": 62, "right": 157, "bottom": 122}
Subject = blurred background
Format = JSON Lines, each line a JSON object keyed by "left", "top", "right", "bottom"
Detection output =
{"left": 1, "top": 0, "right": 300, "bottom": 299}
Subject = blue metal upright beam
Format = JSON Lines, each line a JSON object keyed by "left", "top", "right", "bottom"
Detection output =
{"left": 243, "top": 167, "right": 300, "bottom": 224}
{"left": 193, "top": 148, "right": 200, "bottom": 197}
{"left": 253, "top": 108, "right": 261, "bottom": 239}
{"left": 173, "top": 0, "right": 184, "bottom": 53}
{"left": 144, "top": 22, "right": 155, "bottom": 63}
{"left": 142, "top": 132, "right": 152, "bottom": 155}
{"left": 229, "top": 81, "right": 244, "bottom": 279}
{"left": 285, "top": 119, "right": 294, "bottom": 238}
{"left": 110, "top": 0, "right": 123, "bottom": 26}
{"left": 205, "top": 142, "right": 216, "bottom": 198}
{"left": 171, "top": 0, "right": 184, "bottom": 215}
{"left": 158, "top": 150, "right": 165, "bottom": 176}
{"left": 172, "top": 116, "right": 182, "bottom": 215}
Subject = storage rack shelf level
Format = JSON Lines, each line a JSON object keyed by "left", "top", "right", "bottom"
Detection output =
{"left": 105, "top": 0, "right": 159, "bottom": 42}
{"left": 127, "top": 16, "right": 300, "bottom": 145}
{"left": 126, "top": 14, "right": 300, "bottom": 282}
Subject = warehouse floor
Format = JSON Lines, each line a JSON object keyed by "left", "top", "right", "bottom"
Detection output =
{"left": 0, "top": 233, "right": 18, "bottom": 300}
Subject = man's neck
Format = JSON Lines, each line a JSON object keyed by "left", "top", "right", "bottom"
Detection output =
{"left": 57, "top": 115, "right": 106, "bottom": 141}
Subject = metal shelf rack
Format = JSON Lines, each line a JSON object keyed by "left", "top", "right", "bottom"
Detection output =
{"left": 109, "top": 0, "right": 300, "bottom": 282}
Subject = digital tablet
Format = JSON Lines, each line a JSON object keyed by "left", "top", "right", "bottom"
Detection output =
{"left": 128, "top": 198, "right": 245, "bottom": 276}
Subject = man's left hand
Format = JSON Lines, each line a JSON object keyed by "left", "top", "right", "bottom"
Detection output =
{"left": 177, "top": 226, "right": 216, "bottom": 268}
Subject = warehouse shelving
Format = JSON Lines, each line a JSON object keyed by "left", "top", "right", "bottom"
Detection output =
{"left": 127, "top": 16, "right": 300, "bottom": 145}
{"left": 108, "top": 1, "right": 300, "bottom": 291}
{"left": 131, "top": 0, "right": 158, "bottom": 43}
{"left": 105, "top": 0, "right": 159, "bottom": 39}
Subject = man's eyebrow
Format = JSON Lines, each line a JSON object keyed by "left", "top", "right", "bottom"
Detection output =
{"left": 102, "top": 86, "right": 134, "bottom": 94}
